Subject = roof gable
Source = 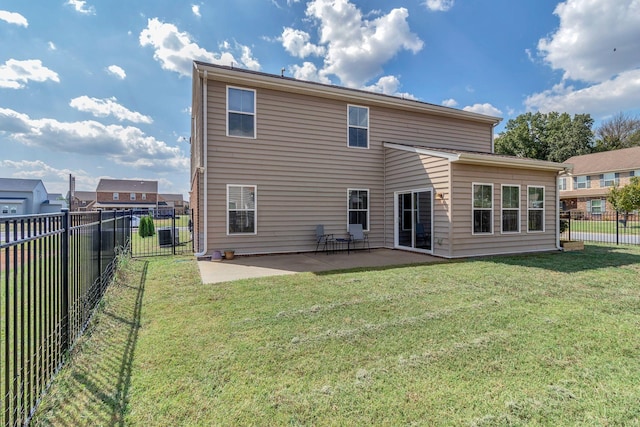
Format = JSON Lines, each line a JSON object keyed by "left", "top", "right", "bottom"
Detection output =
{"left": 0, "top": 178, "right": 45, "bottom": 192}
{"left": 96, "top": 179, "right": 158, "bottom": 193}
{"left": 565, "top": 146, "right": 640, "bottom": 175}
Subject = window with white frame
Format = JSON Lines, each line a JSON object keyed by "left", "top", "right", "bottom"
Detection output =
{"left": 601, "top": 173, "right": 619, "bottom": 187}
{"left": 558, "top": 177, "right": 567, "bottom": 191}
{"left": 501, "top": 185, "right": 520, "bottom": 233}
{"left": 574, "top": 176, "right": 590, "bottom": 189}
{"left": 348, "top": 189, "right": 369, "bottom": 231}
{"left": 401, "top": 193, "right": 412, "bottom": 231}
{"left": 142, "top": 193, "right": 147, "bottom": 200}
{"left": 472, "top": 183, "right": 493, "bottom": 234}
{"left": 113, "top": 192, "right": 119, "bottom": 201}
{"left": 227, "top": 185, "right": 256, "bottom": 234}
{"left": 588, "top": 199, "right": 605, "bottom": 214}
{"left": 347, "top": 105, "right": 369, "bottom": 148}
{"left": 527, "top": 186, "right": 544, "bottom": 232}
{"left": 130, "top": 193, "right": 136, "bottom": 201}
{"left": 227, "top": 87, "right": 256, "bottom": 138}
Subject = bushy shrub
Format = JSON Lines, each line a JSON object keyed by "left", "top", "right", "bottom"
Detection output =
{"left": 138, "top": 215, "right": 156, "bottom": 238}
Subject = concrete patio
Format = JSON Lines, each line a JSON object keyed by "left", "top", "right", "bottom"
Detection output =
{"left": 197, "top": 248, "right": 442, "bottom": 284}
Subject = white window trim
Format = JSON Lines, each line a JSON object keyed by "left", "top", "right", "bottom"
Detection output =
{"left": 602, "top": 172, "right": 618, "bottom": 187}
{"left": 472, "top": 182, "right": 493, "bottom": 235}
{"left": 527, "top": 185, "right": 545, "bottom": 233}
{"left": 113, "top": 192, "right": 119, "bottom": 201}
{"left": 501, "top": 184, "right": 520, "bottom": 234}
{"left": 347, "top": 188, "right": 370, "bottom": 231}
{"left": 558, "top": 177, "right": 567, "bottom": 191}
{"left": 226, "top": 85, "right": 256, "bottom": 139}
{"left": 130, "top": 193, "right": 136, "bottom": 201}
{"left": 226, "top": 184, "right": 257, "bottom": 235}
{"left": 347, "top": 104, "right": 369, "bottom": 149}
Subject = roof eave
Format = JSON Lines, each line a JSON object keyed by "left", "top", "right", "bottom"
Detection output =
{"left": 194, "top": 62, "right": 502, "bottom": 126}
{"left": 455, "top": 153, "right": 571, "bottom": 172}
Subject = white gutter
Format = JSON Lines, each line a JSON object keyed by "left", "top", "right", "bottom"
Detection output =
{"left": 194, "top": 70, "right": 209, "bottom": 257}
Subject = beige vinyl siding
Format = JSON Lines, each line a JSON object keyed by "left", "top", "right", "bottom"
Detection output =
{"left": 206, "top": 80, "right": 385, "bottom": 254}
{"left": 450, "top": 163, "right": 558, "bottom": 257}
{"left": 384, "top": 148, "right": 451, "bottom": 257}
{"left": 374, "top": 107, "right": 491, "bottom": 152}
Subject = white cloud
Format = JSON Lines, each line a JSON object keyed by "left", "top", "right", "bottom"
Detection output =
{"left": 538, "top": 0, "right": 640, "bottom": 83}
{"left": 527, "top": 0, "right": 640, "bottom": 118}
{"left": 192, "top": 5, "right": 201, "bottom": 17}
{"left": 442, "top": 98, "right": 458, "bottom": 107}
{"left": 424, "top": 0, "right": 454, "bottom": 12}
{"left": 0, "top": 159, "right": 95, "bottom": 194}
{"left": 463, "top": 103, "right": 503, "bottom": 117}
{"left": 290, "top": 61, "right": 331, "bottom": 83}
{"left": 281, "top": 28, "right": 326, "bottom": 58}
{"left": 70, "top": 96, "right": 153, "bottom": 124}
{"left": 106, "top": 64, "right": 126, "bottom": 79}
{"left": 293, "top": 0, "right": 423, "bottom": 88}
{"left": 48, "top": 41, "right": 57, "bottom": 50}
{"left": 0, "top": 107, "right": 187, "bottom": 172}
{"left": 363, "top": 75, "right": 416, "bottom": 99}
{"left": 66, "top": 0, "right": 95, "bottom": 15}
{"left": 525, "top": 69, "right": 640, "bottom": 116}
{"left": 0, "top": 59, "right": 59, "bottom": 89}
{"left": 0, "top": 10, "right": 28, "bottom": 26}
{"left": 139, "top": 18, "right": 260, "bottom": 76}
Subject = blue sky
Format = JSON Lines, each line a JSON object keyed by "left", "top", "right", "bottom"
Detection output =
{"left": 1, "top": 0, "right": 639, "bottom": 198}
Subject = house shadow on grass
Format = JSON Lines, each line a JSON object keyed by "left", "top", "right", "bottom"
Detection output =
{"left": 484, "top": 244, "right": 640, "bottom": 273}
{"left": 32, "top": 259, "right": 148, "bottom": 427}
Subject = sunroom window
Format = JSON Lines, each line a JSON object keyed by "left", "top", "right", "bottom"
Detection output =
{"left": 472, "top": 183, "right": 493, "bottom": 234}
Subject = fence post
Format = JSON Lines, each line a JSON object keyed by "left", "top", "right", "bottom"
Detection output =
{"left": 568, "top": 212, "right": 571, "bottom": 241}
{"left": 97, "top": 209, "right": 103, "bottom": 280}
{"left": 61, "top": 209, "right": 70, "bottom": 353}
{"left": 616, "top": 211, "right": 619, "bottom": 246}
{"left": 172, "top": 210, "right": 176, "bottom": 256}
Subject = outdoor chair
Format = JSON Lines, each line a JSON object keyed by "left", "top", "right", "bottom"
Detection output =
{"left": 348, "top": 223, "right": 370, "bottom": 252}
{"left": 315, "top": 225, "right": 334, "bottom": 254}
{"left": 415, "top": 223, "right": 430, "bottom": 247}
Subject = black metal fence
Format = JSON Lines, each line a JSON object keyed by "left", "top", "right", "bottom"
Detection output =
{"left": 129, "top": 208, "right": 192, "bottom": 257}
{"left": 1, "top": 210, "right": 131, "bottom": 427}
{"left": 560, "top": 211, "right": 640, "bottom": 245}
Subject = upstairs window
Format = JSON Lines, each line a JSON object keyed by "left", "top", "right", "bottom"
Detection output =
{"left": 558, "top": 178, "right": 567, "bottom": 191}
{"left": 600, "top": 173, "right": 619, "bottom": 187}
{"left": 142, "top": 193, "right": 147, "bottom": 200}
{"left": 472, "top": 183, "right": 493, "bottom": 234}
{"left": 527, "top": 186, "right": 545, "bottom": 232}
{"left": 348, "top": 105, "right": 369, "bottom": 148}
{"left": 130, "top": 193, "right": 136, "bottom": 201}
{"left": 574, "top": 176, "right": 590, "bottom": 189}
{"left": 113, "top": 192, "right": 119, "bottom": 201}
{"left": 227, "top": 87, "right": 256, "bottom": 138}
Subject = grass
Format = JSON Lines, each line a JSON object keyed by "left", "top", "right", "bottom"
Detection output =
{"left": 31, "top": 244, "right": 640, "bottom": 426}
{"left": 566, "top": 219, "right": 640, "bottom": 234}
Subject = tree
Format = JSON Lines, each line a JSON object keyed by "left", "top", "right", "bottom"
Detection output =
{"left": 607, "top": 176, "right": 640, "bottom": 227}
{"left": 138, "top": 215, "right": 156, "bottom": 238}
{"left": 594, "top": 112, "right": 640, "bottom": 152}
{"left": 495, "top": 112, "right": 594, "bottom": 162}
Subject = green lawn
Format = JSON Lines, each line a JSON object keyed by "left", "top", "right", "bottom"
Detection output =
{"left": 565, "top": 219, "right": 640, "bottom": 234}
{"left": 32, "top": 245, "right": 640, "bottom": 426}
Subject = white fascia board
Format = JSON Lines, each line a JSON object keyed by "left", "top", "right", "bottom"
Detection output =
{"left": 454, "top": 153, "right": 571, "bottom": 172}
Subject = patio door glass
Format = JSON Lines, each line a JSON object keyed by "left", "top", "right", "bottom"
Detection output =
{"left": 396, "top": 189, "right": 432, "bottom": 252}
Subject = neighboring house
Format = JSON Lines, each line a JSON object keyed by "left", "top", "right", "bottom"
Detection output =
{"left": 190, "top": 62, "right": 569, "bottom": 259}
{"left": 159, "top": 193, "right": 186, "bottom": 214}
{"left": 94, "top": 179, "right": 158, "bottom": 211}
{"left": 559, "top": 146, "right": 640, "bottom": 216}
{"left": 69, "top": 191, "right": 96, "bottom": 211}
{"left": 0, "top": 178, "right": 61, "bottom": 216}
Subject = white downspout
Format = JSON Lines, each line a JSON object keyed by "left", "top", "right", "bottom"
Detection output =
{"left": 556, "top": 171, "right": 562, "bottom": 251}
{"left": 195, "top": 70, "right": 209, "bottom": 256}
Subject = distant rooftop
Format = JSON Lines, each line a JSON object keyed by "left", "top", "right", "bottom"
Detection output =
{"left": 96, "top": 179, "right": 158, "bottom": 193}
{"left": 565, "top": 146, "right": 640, "bottom": 175}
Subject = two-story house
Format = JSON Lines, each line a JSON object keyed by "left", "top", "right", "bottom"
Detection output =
{"left": 94, "top": 179, "right": 158, "bottom": 211}
{"left": 0, "top": 178, "right": 64, "bottom": 216}
{"left": 559, "top": 146, "right": 640, "bottom": 216}
{"left": 190, "top": 62, "right": 569, "bottom": 259}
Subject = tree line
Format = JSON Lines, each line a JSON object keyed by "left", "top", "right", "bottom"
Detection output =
{"left": 494, "top": 112, "right": 640, "bottom": 163}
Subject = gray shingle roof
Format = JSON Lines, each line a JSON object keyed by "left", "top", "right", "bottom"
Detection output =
{"left": 96, "top": 179, "right": 158, "bottom": 193}
{"left": 565, "top": 146, "right": 640, "bottom": 175}
{"left": 0, "top": 178, "right": 44, "bottom": 192}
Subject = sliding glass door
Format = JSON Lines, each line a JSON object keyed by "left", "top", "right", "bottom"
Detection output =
{"left": 396, "top": 189, "right": 432, "bottom": 252}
